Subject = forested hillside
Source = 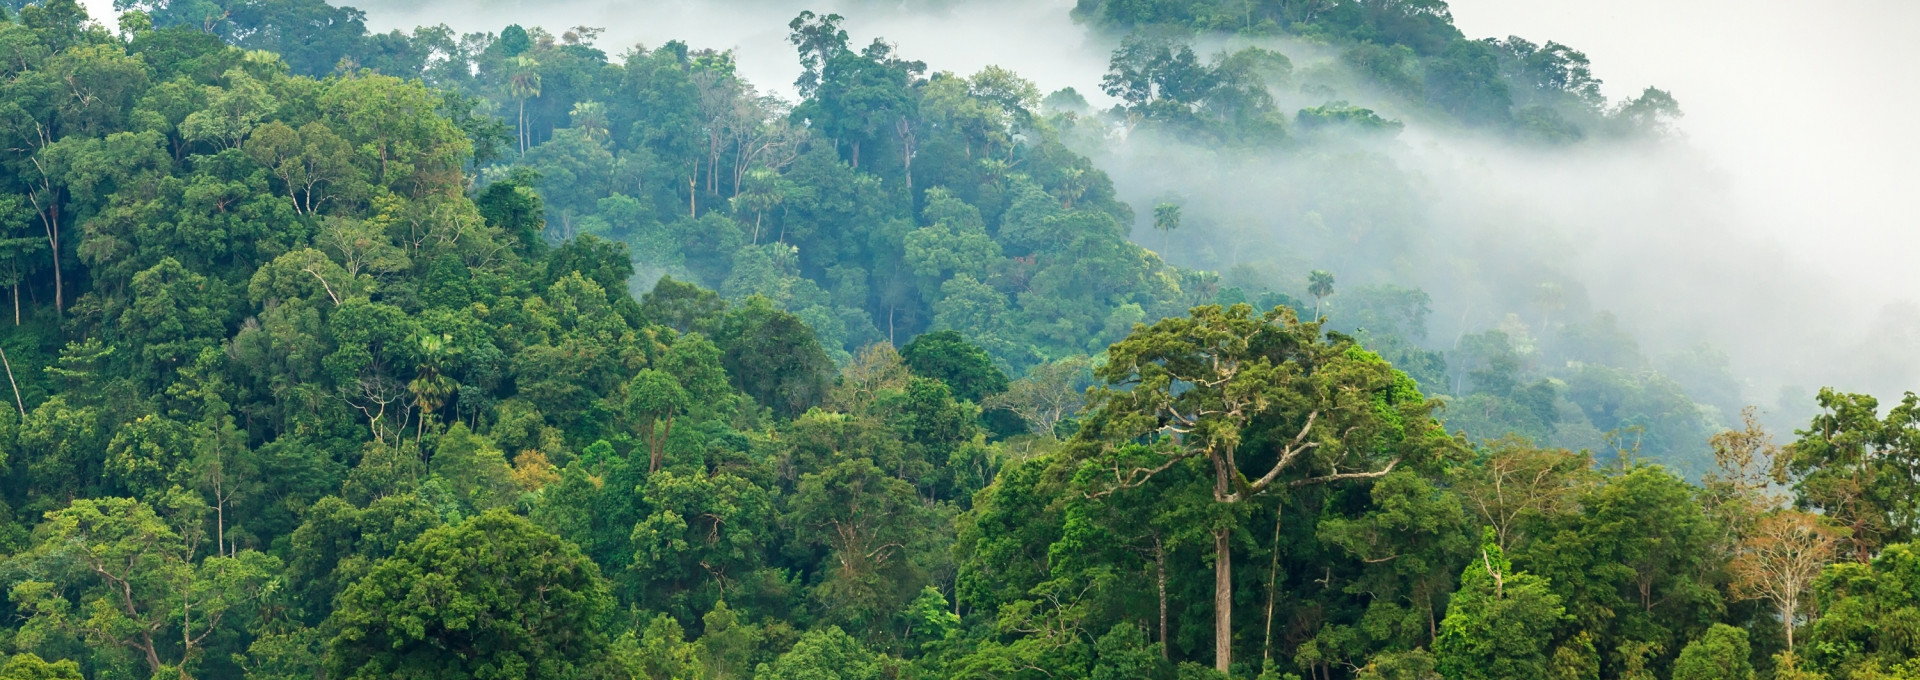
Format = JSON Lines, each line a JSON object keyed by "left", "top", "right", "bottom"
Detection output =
{"left": 0, "top": 2, "right": 1915, "bottom": 680}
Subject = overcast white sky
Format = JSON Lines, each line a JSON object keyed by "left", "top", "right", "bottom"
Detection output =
{"left": 1447, "top": 0, "right": 1920, "bottom": 305}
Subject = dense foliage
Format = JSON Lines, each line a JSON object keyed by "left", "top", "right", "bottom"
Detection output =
{"left": 0, "top": 2, "right": 1909, "bottom": 680}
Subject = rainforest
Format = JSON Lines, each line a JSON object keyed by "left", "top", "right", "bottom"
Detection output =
{"left": 0, "top": 0, "right": 1913, "bottom": 679}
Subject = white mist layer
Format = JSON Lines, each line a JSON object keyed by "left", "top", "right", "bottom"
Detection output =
{"left": 342, "top": 0, "right": 1920, "bottom": 407}
{"left": 350, "top": 0, "right": 1111, "bottom": 102}
{"left": 74, "top": 0, "right": 1914, "bottom": 411}
{"left": 1444, "top": 0, "right": 1920, "bottom": 400}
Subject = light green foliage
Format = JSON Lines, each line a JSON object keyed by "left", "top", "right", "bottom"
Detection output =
{"left": 1776, "top": 390, "right": 1920, "bottom": 560}
{"left": 0, "top": 654, "right": 83, "bottom": 680}
{"left": 1547, "top": 632, "right": 1600, "bottom": 680}
{"left": 754, "top": 627, "right": 884, "bottom": 680}
{"left": 427, "top": 423, "right": 517, "bottom": 514}
{"left": 10, "top": 496, "right": 279, "bottom": 678}
{"left": 1670, "top": 624, "right": 1754, "bottom": 680}
{"left": 613, "top": 614, "right": 707, "bottom": 680}
{"left": 1802, "top": 543, "right": 1920, "bottom": 678}
{"left": 1434, "top": 529, "right": 1567, "bottom": 680}
{"left": 1356, "top": 649, "right": 1440, "bottom": 680}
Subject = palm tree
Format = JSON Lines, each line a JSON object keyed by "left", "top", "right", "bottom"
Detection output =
{"left": 407, "top": 334, "right": 459, "bottom": 447}
{"left": 1153, "top": 202, "right": 1181, "bottom": 255}
{"left": 1308, "top": 269, "right": 1335, "bottom": 319}
{"left": 506, "top": 56, "right": 542, "bottom": 154}
{"left": 1533, "top": 281, "right": 1565, "bottom": 332}
{"left": 731, "top": 167, "right": 789, "bottom": 244}
{"left": 570, "top": 100, "right": 610, "bottom": 142}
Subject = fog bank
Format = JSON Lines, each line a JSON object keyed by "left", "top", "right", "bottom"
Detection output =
{"left": 74, "top": 0, "right": 1913, "bottom": 412}
{"left": 343, "top": 0, "right": 1920, "bottom": 408}
{"left": 351, "top": 0, "right": 1109, "bottom": 102}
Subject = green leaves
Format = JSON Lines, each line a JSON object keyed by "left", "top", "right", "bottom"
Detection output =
{"left": 11, "top": 496, "right": 280, "bottom": 677}
{"left": 1433, "top": 528, "right": 1567, "bottom": 680}
{"left": 326, "top": 510, "right": 614, "bottom": 680}
{"left": 1670, "top": 624, "right": 1754, "bottom": 680}
{"left": 1778, "top": 389, "right": 1920, "bottom": 559}
{"left": 1802, "top": 543, "right": 1920, "bottom": 677}
{"left": 756, "top": 627, "right": 885, "bottom": 680}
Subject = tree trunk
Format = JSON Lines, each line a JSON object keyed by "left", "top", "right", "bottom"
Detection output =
{"left": 0, "top": 342, "right": 24, "bottom": 417}
{"left": 897, "top": 118, "right": 915, "bottom": 191}
{"left": 648, "top": 414, "right": 675, "bottom": 474}
{"left": 1156, "top": 533, "right": 1171, "bottom": 660}
{"left": 1215, "top": 527, "right": 1233, "bottom": 673}
{"left": 1782, "top": 598, "right": 1795, "bottom": 651}
{"left": 140, "top": 635, "right": 162, "bottom": 676}
{"left": 1263, "top": 504, "right": 1283, "bottom": 666}
{"left": 43, "top": 206, "right": 61, "bottom": 315}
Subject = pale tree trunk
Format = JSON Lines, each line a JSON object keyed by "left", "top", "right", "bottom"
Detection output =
{"left": 0, "top": 342, "right": 23, "bottom": 416}
{"left": 1214, "top": 527, "right": 1233, "bottom": 673}
{"left": 1263, "top": 504, "right": 1283, "bottom": 666}
{"left": 1213, "top": 450, "right": 1236, "bottom": 674}
{"left": 34, "top": 195, "right": 61, "bottom": 315}
{"left": 1155, "top": 533, "right": 1170, "bottom": 660}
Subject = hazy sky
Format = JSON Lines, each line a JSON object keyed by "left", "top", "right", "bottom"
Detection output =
{"left": 1448, "top": 0, "right": 1920, "bottom": 306}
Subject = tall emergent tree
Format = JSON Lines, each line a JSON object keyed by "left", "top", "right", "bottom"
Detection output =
{"left": 1309, "top": 270, "right": 1336, "bottom": 319}
{"left": 1774, "top": 389, "right": 1920, "bottom": 561}
{"left": 1072, "top": 303, "right": 1449, "bottom": 672}
{"left": 1152, "top": 202, "right": 1180, "bottom": 255}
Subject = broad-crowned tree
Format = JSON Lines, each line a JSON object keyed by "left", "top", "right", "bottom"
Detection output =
{"left": 326, "top": 510, "right": 614, "bottom": 679}
{"left": 11, "top": 495, "right": 278, "bottom": 678}
{"left": 1071, "top": 303, "right": 1446, "bottom": 673}
{"left": 1776, "top": 389, "right": 1920, "bottom": 561}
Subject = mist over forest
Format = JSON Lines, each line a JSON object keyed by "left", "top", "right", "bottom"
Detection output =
{"left": 337, "top": 0, "right": 1920, "bottom": 450}
{"left": 1, "top": 1, "right": 1917, "bottom": 679}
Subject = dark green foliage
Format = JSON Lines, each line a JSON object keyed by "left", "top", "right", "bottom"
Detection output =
{"left": 900, "top": 329, "right": 1008, "bottom": 403}
{"left": 0, "top": 5, "right": 1883, "bottom": 680}
{"left": 477, "top": 171, "right": 548, "bottom": 258}
{"left": 325, "top": 510, "right": 614, "bottom": 679}
{"left": 718, "top": 296, "right": 833, "bottom": 418}
{"left": 1072, "top": 0, "right": 1665, "bottom": 138}
{"left": 1776, "top": 390, "right": 1920, "bottom": 560}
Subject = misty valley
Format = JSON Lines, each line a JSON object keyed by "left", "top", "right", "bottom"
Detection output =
{"left": 0, "top": 1, "right": 1912, "bottom": 680}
